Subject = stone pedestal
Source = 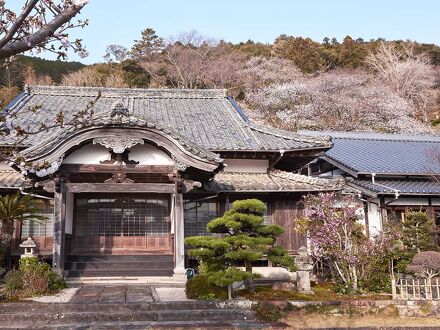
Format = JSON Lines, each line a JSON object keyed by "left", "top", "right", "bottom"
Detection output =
{"left": 295, "top": 246, "right": 314, "bottom": 294}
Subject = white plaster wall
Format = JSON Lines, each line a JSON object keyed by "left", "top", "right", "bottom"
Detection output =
{"left": 224, "top": 159, "right": 269, "bottom": 173}
{"left": 63, "top": 144, "right": 110, "bottom": 164}
{"left": 367, "top": 200, "right": 382, "bottom": 236}
{"left": 65, "top": 192, "right": 73, "bottom": 235}
{"left": 319, "top": 168, "right": 345, "bottom": 177}
{"left": 129, "top": 144, "right": 173, "bottom": 165}
{"left": 63, "top": 143, "right": 173, "bottom": 165}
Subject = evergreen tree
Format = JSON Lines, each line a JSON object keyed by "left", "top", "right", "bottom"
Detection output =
{"left": 396, "top": 211, "right": 438, "bottom": 272}
{"left": 185, "top": 199, "right": 294, "bottom": 291}
{"left": 402, "top": 211, "right": 437, "bottom": 253}
{"left": 131, "top": 28, "right": 164, "bottom": 61}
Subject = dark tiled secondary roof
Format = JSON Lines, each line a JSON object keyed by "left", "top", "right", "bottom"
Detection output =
{"left": 3, "top": 86, "right": 331, "bottom": 152}
{"left": 347, "top": 177, "right": 440, "bottom": 195}
{"left": 302, "top": 131, "right": 440, "bottom": 176}
{"left": 204, "top": 170, "right": 343, "bottom": 192}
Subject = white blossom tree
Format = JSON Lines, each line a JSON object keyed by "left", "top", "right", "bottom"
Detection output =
{"left": 366, "top": 42, "right": 437, "bottom": 123}
{"left": 241, "top": 57, "right": 432, "bottom": 134}
{"left": 0, "top": 0, "right": 89, "bottom": 60}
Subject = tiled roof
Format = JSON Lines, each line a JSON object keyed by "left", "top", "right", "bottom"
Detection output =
{"left": 347, "top": 177, "right": 440, "bottom": 195}
{"left": 3, "top": 86, "right": 332, "bottom": 153}
{"left": 203, "top": 170, "right": 343, "bottom": 192}
{"left": 301, "top": 131, "right": 440, "bottom": 176}
{"left": 20, "top": 112, "right": 222, "bottom": 163}
{"left": 0, "top": 169, "right": 24, "bottom": 188}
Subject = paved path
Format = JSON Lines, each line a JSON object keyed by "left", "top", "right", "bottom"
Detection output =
{"left": 70, "top": 285, "right": 155, "bottom": 303}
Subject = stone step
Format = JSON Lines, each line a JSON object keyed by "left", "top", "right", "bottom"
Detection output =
{"left": 0, "top": 309, "right": 257, "bottom": 325}
{"left": 3, "top": 319, "right": 270, "bottom": 329}
{"left": 66, "top": 269, "right": 174, "bottom": 278}
{"left": 64, "top": 261, "right": 174, "bottom": 271}
{"left": 66, "top": 255, "right": 173, "bottom": 263}
{"left": 0, "top": 301, "right": 253, "bottom": 313}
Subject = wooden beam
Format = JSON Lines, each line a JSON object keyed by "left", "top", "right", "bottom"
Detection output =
{"left": 52, "top": 182, "right": 66, "bottom": 273}
{"left": 60, "top": 164, "right": 176, "bottom": 174}
{"left": 65, "top": 182, "right": 176, "bottom": 193}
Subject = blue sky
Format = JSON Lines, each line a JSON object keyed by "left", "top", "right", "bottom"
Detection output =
{"left": 11, "top": 0, "right": 440, "bottom": 64}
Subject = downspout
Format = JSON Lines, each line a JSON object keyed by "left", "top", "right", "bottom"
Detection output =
{"left": 371, "top": 173, "right": 400, "bottom": 202}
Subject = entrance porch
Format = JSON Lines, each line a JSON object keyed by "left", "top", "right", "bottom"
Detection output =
{"left": 53, "top": 181, "right": 186, "bottom": 279}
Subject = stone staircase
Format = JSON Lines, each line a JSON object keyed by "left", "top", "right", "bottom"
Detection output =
{"left": 64, "top": 255, "right": 174, "bottom": 278}
{"left": 0, "top": 301, "right": 272, "bottom": 329}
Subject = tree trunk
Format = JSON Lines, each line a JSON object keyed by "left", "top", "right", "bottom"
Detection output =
{"left": 0, "top": 220, "right": 15, "bottom": 268}
{"left": 244, "top": 260, "right": 254, "bottom": 292}
{"left": 351, "top": 265, "right": 358, "bottom": 292}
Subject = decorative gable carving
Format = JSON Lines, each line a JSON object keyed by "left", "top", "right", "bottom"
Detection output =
{"left": 93, "top": 136, "right": 144, "bottom": 154}
{"left": 104, "top": 172, "right": 134, "bottom": 183}
{"left": 110, "top": 100, "right": 130, "bottom": 120}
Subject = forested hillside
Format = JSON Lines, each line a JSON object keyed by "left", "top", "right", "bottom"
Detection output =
{"left": 0, "top": 55, "right": 84, "bottom": 108}
{"left": 2, "top": 29, "right": 440, "bottom": 134}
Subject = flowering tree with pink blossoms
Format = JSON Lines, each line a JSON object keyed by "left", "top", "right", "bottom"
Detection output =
{"left": 0, "top": 0, "right": 89, "bottom": 60}
{"left": 297, "top": 193, "right": 400, "bottom": 292}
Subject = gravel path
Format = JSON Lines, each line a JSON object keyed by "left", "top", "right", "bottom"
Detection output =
{"left": 26, "top": 287, "right": 79, "bottom": 303}
{"left": 154, "top": 287, "right": 190, "bottom": 301}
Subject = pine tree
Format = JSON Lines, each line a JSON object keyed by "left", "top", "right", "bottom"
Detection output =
{"left": 396, "top": 211, "right": 438, "bottom": 272}
{"left": 185, "top": 199, "right": 295, "bottom": 291}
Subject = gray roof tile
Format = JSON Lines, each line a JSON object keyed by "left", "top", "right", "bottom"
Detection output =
{"left": 302, "top": 131, "right": 440, "bottom": 175}
{"left": 204, "top": 170, "right": 343, "bottom": 192}
{"left": 347, "top": 177, "right": 440, "bottom": 195}
{"left": 3, "top": 86, "right": 332, "bottom": 152}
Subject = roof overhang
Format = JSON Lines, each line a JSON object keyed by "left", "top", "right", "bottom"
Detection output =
{"left": 19, "top": 126, "right": 223, "bottom": 176}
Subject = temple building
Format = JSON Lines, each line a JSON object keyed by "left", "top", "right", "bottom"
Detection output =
{"left": 1, "top": 86, "right": 341, "bottom": 279}
{"left": 304, "top": 131, "right": 440, "bottom": 239}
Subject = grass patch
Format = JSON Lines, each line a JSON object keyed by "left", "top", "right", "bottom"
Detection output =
{"left": 283, "top": 311, "right": 440, "bottom": 329}
{"left": 237, "top": 282, "right": 391, "bottom": 301}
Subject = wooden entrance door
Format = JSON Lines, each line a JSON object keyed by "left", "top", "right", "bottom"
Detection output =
{"left": 73, "top": 194, "right": 171, "bottom": 254}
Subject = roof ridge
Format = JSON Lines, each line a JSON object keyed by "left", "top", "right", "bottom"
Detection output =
{"left": 333, "top": 136, "right": 440, "bottom": 143}
{"left": 25, "top": 85, "right": 228, "bottom": 99}
{"left": 248, "top": 122, "right": 332, "bottom": 146}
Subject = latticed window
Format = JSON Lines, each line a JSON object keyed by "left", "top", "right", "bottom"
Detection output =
{"left": 184, "top": 201, "right": 218, "bottom": 237}
{"left": 75, "top": 195, "right": 170, "bottom": 237}
{"left": 21, "top": 201, "right": 54, "bottom": 238}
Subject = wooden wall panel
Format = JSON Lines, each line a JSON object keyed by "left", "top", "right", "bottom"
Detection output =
{"left": 272, "top": 198, "right": 306, "bottom": 255}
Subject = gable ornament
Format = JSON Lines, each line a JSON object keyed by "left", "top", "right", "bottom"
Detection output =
{"left": 171, "top": 154, "right": 188, "bottom": 171}
{"left": 104, "top": 172, "right": 134, "bottom": 183}
{"left": 110, "top": 100, "right": 130, "bottom": 119}
{"left": 93, "top": 136, "right": 144, "bottom": 154}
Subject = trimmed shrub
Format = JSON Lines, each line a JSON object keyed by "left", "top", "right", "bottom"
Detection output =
{"left": 4, "top": 257, "right": 66, "bottom": 299}
{"left": 185, "top": 274, "right": 228, "bottom": 300}
{"left": 408, "top": 251, "right": 440, "bottom": 281}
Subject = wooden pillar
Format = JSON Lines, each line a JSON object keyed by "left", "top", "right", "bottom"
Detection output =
{"left": 173, "top": 192, "right": 186, "bottom": 280}
{"left": 52, "top": 180, "right": 66, "bottom": 274}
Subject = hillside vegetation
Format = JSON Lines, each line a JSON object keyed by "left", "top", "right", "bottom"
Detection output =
{"left": 2, "top": 30, "right": 440, "bottom": 134}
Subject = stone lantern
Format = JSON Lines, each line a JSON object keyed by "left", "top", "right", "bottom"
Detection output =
{"left": 294, "top": 246, "right": 314, "bottom": 294}
{"left": 19, "top": 237, "right": 36, "bottom": 258}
